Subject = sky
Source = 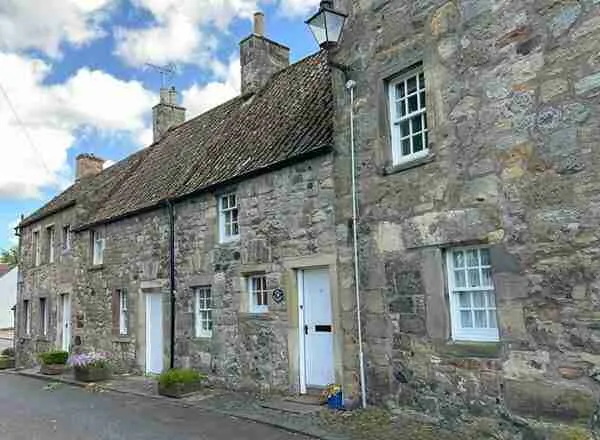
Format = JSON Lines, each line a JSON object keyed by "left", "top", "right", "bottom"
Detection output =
{"left": 0, "top": 0, "right": 321, "bottom": 250}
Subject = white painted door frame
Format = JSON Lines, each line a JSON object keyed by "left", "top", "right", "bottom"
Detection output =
{"left": 60, "top": 293, "right": 71, "bottom": 351}
{"left": 145, "top": 292, "right": 164, "bottom": 374}
{"left": 297, "top": 267, "right": 334, "bottom": 394}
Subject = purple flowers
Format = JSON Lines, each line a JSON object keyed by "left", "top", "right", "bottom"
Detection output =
{"left": 69, "top": 351, "right": 111, "bottom": 369}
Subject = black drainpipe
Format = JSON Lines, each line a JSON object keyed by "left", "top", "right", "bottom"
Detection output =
{"left": 166, "top": 199, "right": 176, "bottom": 369}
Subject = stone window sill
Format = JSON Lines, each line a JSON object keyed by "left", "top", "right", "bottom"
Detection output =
{"left": 88, "top": 264, "right": 104, "bottom": 272}
{"left": 383, "top": 153, "right": 435, "bottom": 176}
{"left": 113, "top": 336, "right": 131, "bottom": 343}
{"left": 438, "top": 341, "right": 502, "bottom": 359}
{"left": 35, "top": 337, "right": 50, "bottom": 343}
{"left": 239, "top": 312, "right": 273, "bottom": 321}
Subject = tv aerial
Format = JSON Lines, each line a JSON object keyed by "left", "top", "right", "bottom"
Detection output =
{"left": 145, "top": 63, "right": 177, "bottom": 88}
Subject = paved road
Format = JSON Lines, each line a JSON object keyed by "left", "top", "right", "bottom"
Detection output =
{"left": 0, "top": 374, "right": 312, "bottom": 440}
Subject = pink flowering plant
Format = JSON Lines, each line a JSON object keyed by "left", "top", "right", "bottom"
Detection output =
{"left": 69, "top": 351, "right": 111, "bottom": 370}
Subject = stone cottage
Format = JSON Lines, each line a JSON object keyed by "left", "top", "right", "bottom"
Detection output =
{"left": 15, "top": 0, "right": 600, "bottom": 427}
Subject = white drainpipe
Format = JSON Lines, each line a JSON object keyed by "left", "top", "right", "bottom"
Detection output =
{"left": 346, "top": 79, "right": 367, "bottom": 408}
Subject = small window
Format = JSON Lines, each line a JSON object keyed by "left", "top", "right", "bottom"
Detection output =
{"left": 46, "top": 226, "right": 55, "bottom": 263}
{"left": 23, "top": 300, "right": 31, "bottom": 336}
{"left": 92, "top": 229, "right": 105, "bottom": 265}
{"left": 248, "top": 275, "right": 269, "bottom": 313}
{"left": 118, "top": 289, "right": 128, "bottom": 336}
{"left": 388, "top": 67, "right": 428, "bottom": 165}
{"left": 219, "top": 193, "right": 239, "bottom": 243}
{"left": 62, "top": 225, "right": 71, "bottom": 251}
{"left": 447, "top": 247, "right": 499, "bottom": 342}
{"left": 33, "top": 230, "right": 40, "bottom": 266}
{"left": 194, "top": 286, "right": 213, "bottom": 338}
{"left": 39, "top": 298, "right": 48, "bottom": 336}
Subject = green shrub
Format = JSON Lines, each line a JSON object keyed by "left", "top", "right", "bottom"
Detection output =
{"left": 38, "top": 350, "right": 69, "bottom": 365}
{"left": 1, "top": 348, "right": 14, "bottom": 357}
{"left": 158, "top": 368, "right": 206, "bottom": 388}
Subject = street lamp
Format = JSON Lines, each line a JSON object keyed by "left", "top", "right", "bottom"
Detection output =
{"left": 305, "top": 0, "right": 347, "bottom": 49}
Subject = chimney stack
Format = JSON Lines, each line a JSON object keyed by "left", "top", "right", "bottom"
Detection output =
{"left": 76, "top": 154, "right": 104, "bottom": 180}
{"left": 240, "top": 12, "right": 290, "bottom": 95}
{"left": 152, "top": 86, "right": 186, "bottom": 142}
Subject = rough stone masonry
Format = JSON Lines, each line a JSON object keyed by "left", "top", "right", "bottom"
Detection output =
{"left": 331, "top": 0, "right": 600, "bottom": 424}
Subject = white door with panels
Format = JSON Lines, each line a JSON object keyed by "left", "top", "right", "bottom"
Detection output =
{"left": 145, "top": 293, "right": 164, "bottom": 374}
{"left": 59, "top": 293, "right": 71, "bottom": 351}
{"left": 299, "top": 268, "right": 335, "bottom": 392}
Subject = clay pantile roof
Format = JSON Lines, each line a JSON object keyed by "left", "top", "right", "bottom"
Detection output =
{"left": 21, "top": 51, "right": 332, "bottom": 229}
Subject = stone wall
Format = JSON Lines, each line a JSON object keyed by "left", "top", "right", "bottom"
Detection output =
{"left": 332, "top": 0, "right": 600, "bottom": 423}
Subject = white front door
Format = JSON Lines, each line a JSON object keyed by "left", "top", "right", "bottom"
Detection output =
{"left": 60, "top": 294, "right": 71, "bottom": 351}
{"left": 145, "top": 293, "right": 163, "bottom": 374}
{"left": 299, "top": 268, "right": 334, "bottom": 392}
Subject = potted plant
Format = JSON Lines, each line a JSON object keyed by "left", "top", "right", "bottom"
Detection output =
{"left": 158, "top": 368, "right": 207, "bottom": 398}
{"left": 321, "top": 383, "right": 343, "bottom": 409}
{"left": 0, "top": 348, "right": 15, "bottom": 369}
{"left": 38, "top": 350, "right": 69, "bottom": 375}
{"left": 69, "top": 352, "right": 112, "bottom": 382}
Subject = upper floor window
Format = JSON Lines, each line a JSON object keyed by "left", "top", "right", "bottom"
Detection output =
{"left": 46, "top": 226, "right": 55, "bottom": 263}
{"left": 33, "top": 230, "right": 40, "bottom": 266}
{"left": 219, "top": 193, "right": 239, "bottom": 243}
{"left": 23, "top": 299, "right": 31, "bottom": 336}
{"left": 62, "top": 225, "right": 71, "bottom": 251}
{"left": 388, "top": 67, "right": 428, "bottom": 165}
{"left": 194, "top": 286, "right": 213, "bottom": 338}
{"left": 447, "top": 247, "right": 499, "bottom": 342}
{"left": 248, "top": 275, "right": 269, "bottom": 313}
{"left": 92, "top": 229, "right": 105, "bottom": 265}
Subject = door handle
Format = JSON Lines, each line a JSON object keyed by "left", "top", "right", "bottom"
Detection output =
{"left": 304, "top": 325, "right": 308, "bottom": 335}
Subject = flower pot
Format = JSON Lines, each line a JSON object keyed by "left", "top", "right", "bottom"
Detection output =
{"left": 327, "top": 391, "right": 343, "bottom": 409}
{"left": 40, "top": 364, "right": 65, "bottom": 375}
{"left": 0, "top": 356, "right": 14, "bottom": 370}
{"left": 158, "top": 380, "right": 203, "bottom": 398}
{"left": 74, "top": 366, "right": 111, "bottom": 382}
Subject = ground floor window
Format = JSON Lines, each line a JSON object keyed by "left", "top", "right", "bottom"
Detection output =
{"left": 194, "top": 286, "right": 213, "bottom": 338}
{"left": 39, "top": 298, "right": 48, "bottom": 336}
{"left": 447, "top": 246, "right": 499, "bottom": 342}
{"left": 248, "top": 275, "right": 269, "bottom": 313}
{"left": 23, "top": 300, "right": 31, "bottom": 336}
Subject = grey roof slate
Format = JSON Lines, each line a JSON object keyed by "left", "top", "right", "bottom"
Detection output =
{"left": 21, "top": 50, "right": 332, "bottom": 229}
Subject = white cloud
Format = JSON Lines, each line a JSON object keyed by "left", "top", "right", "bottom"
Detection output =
{"left": 182, "top": 57, "right": 240, "bottom": 117}
{"left": 0, "top": 0, "right": 115, "bottom": 57}
{"left": 0, "top": 52, "right": 155, "bottom": 201}
{"left": 114, "top": 0, "right": 259, "bottom": 67}
{"left": 278, "top": 0, "right": 320, "bottom": 18}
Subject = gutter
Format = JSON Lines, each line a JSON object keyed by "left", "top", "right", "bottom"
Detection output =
{"left": 165, "top": 199, "right": 176, "bottom": 369}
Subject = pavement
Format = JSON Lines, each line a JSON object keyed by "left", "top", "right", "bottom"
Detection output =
{"left": 0, "top": 373, "right": 314, "bottom": 440}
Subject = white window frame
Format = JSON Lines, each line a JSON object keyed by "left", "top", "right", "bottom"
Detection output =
{"left": 46, "top": 226, "right": 55, "bottom": 263}
{"left": 39, "top": 297, "right": 48, "bottom": 336}
{"left": 446, "top": 246, "right": 499, "bottom": 342}
{"left": 194, "top": 286, "right": 213, "bottom": 338}
{"left": 219, "top": 193, "right": 239, "bottom": 243}
{"left": 23, "top": 300, "right": 31, "bottom": 336}
{"left": 248, "top": 275, "right": 269, "bottom": 314}
{"left": 118, "top": 289, "right": 128, "bottom": 336}
{"left": 33, "top": 230, "right": 40, "bottom": 266}
{"left": 62, "top": 225, "right": 71, "bottom": 251}
{"left": 92, "top": 229, "right": 105, "bottom": 265}
{"left": 388, "top": 66, "right": 429, "bottom": 165}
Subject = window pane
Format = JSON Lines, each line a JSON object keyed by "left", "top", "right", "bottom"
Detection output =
{"left": 458, "top": 292, "right": 470, "bottom": 308}
{"left": 401, "top": 138, "right": 411, "bottom": 156}
{"left": 231, "top": 209, "right": 238, "bottom": 222}
{"left": 400, "top": 120, "right": 409, "bottom": 137}
{"left": 468, "top": 269, "right": 480, "bottom": 287}
{"left": 454, "top": 270, "right": 466, "bottom": 288}
{"left": 408, "top": 95, "right": 418, "bottom": 113}
{"left": 467, "top": 250, "right": 478, "bottom": 267}
{"left": 474, "top": 310, "right": 487, "bottom": 328}
{"left": 420, "top": 91, "right": 426, "bottom": 108}
{"left": 472, "top": 292, "right": 486, "bottom": 308}
{"left": 489, "top": 311, "right": 497, "bottom": 328}
{"left": 229, "top": 194, "right": 236, "bottom": 207}
{"left": 482, "top": 268, "right": 493, "bottom": 287}
{"left": 461, "top": 310, "right": 473, "bottom": 328}
{"left": 400, "top": 100, "right": 407, "bottom": 117}
{"left": 486, "top": 291, "right": 496, "bottom": 308}
{"left": 419, "top": 72, "right": 425, "bottom": 89}
{"left": 232, "top": 222, "right": 239, "bottom": 236}
{"left": 411, "top": 115, "right": 422, "bottom": 133}
{"left": 407, "top": 76, "right": 417, "bottom": 94}
{"left": 453, "top": 251, "right": 464, "bottom": 268}
{"left": 413, "top": 134, "right": 423, "bottom": 152}
{"left": 480, "top": 248, "right": 491, "bottom": 266}
{"left": 423, "top": 113, "right": 428, "bottom": 129}
{"left": 395, "top": 82, "right": 405, "bottom": 98}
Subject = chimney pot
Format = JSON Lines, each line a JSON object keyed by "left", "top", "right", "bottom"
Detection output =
{"left": 253, "top": 12, "right": 265, "bottom": 36}
{"left": 76, "top": 153, "right": 105, "bottom": 180}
